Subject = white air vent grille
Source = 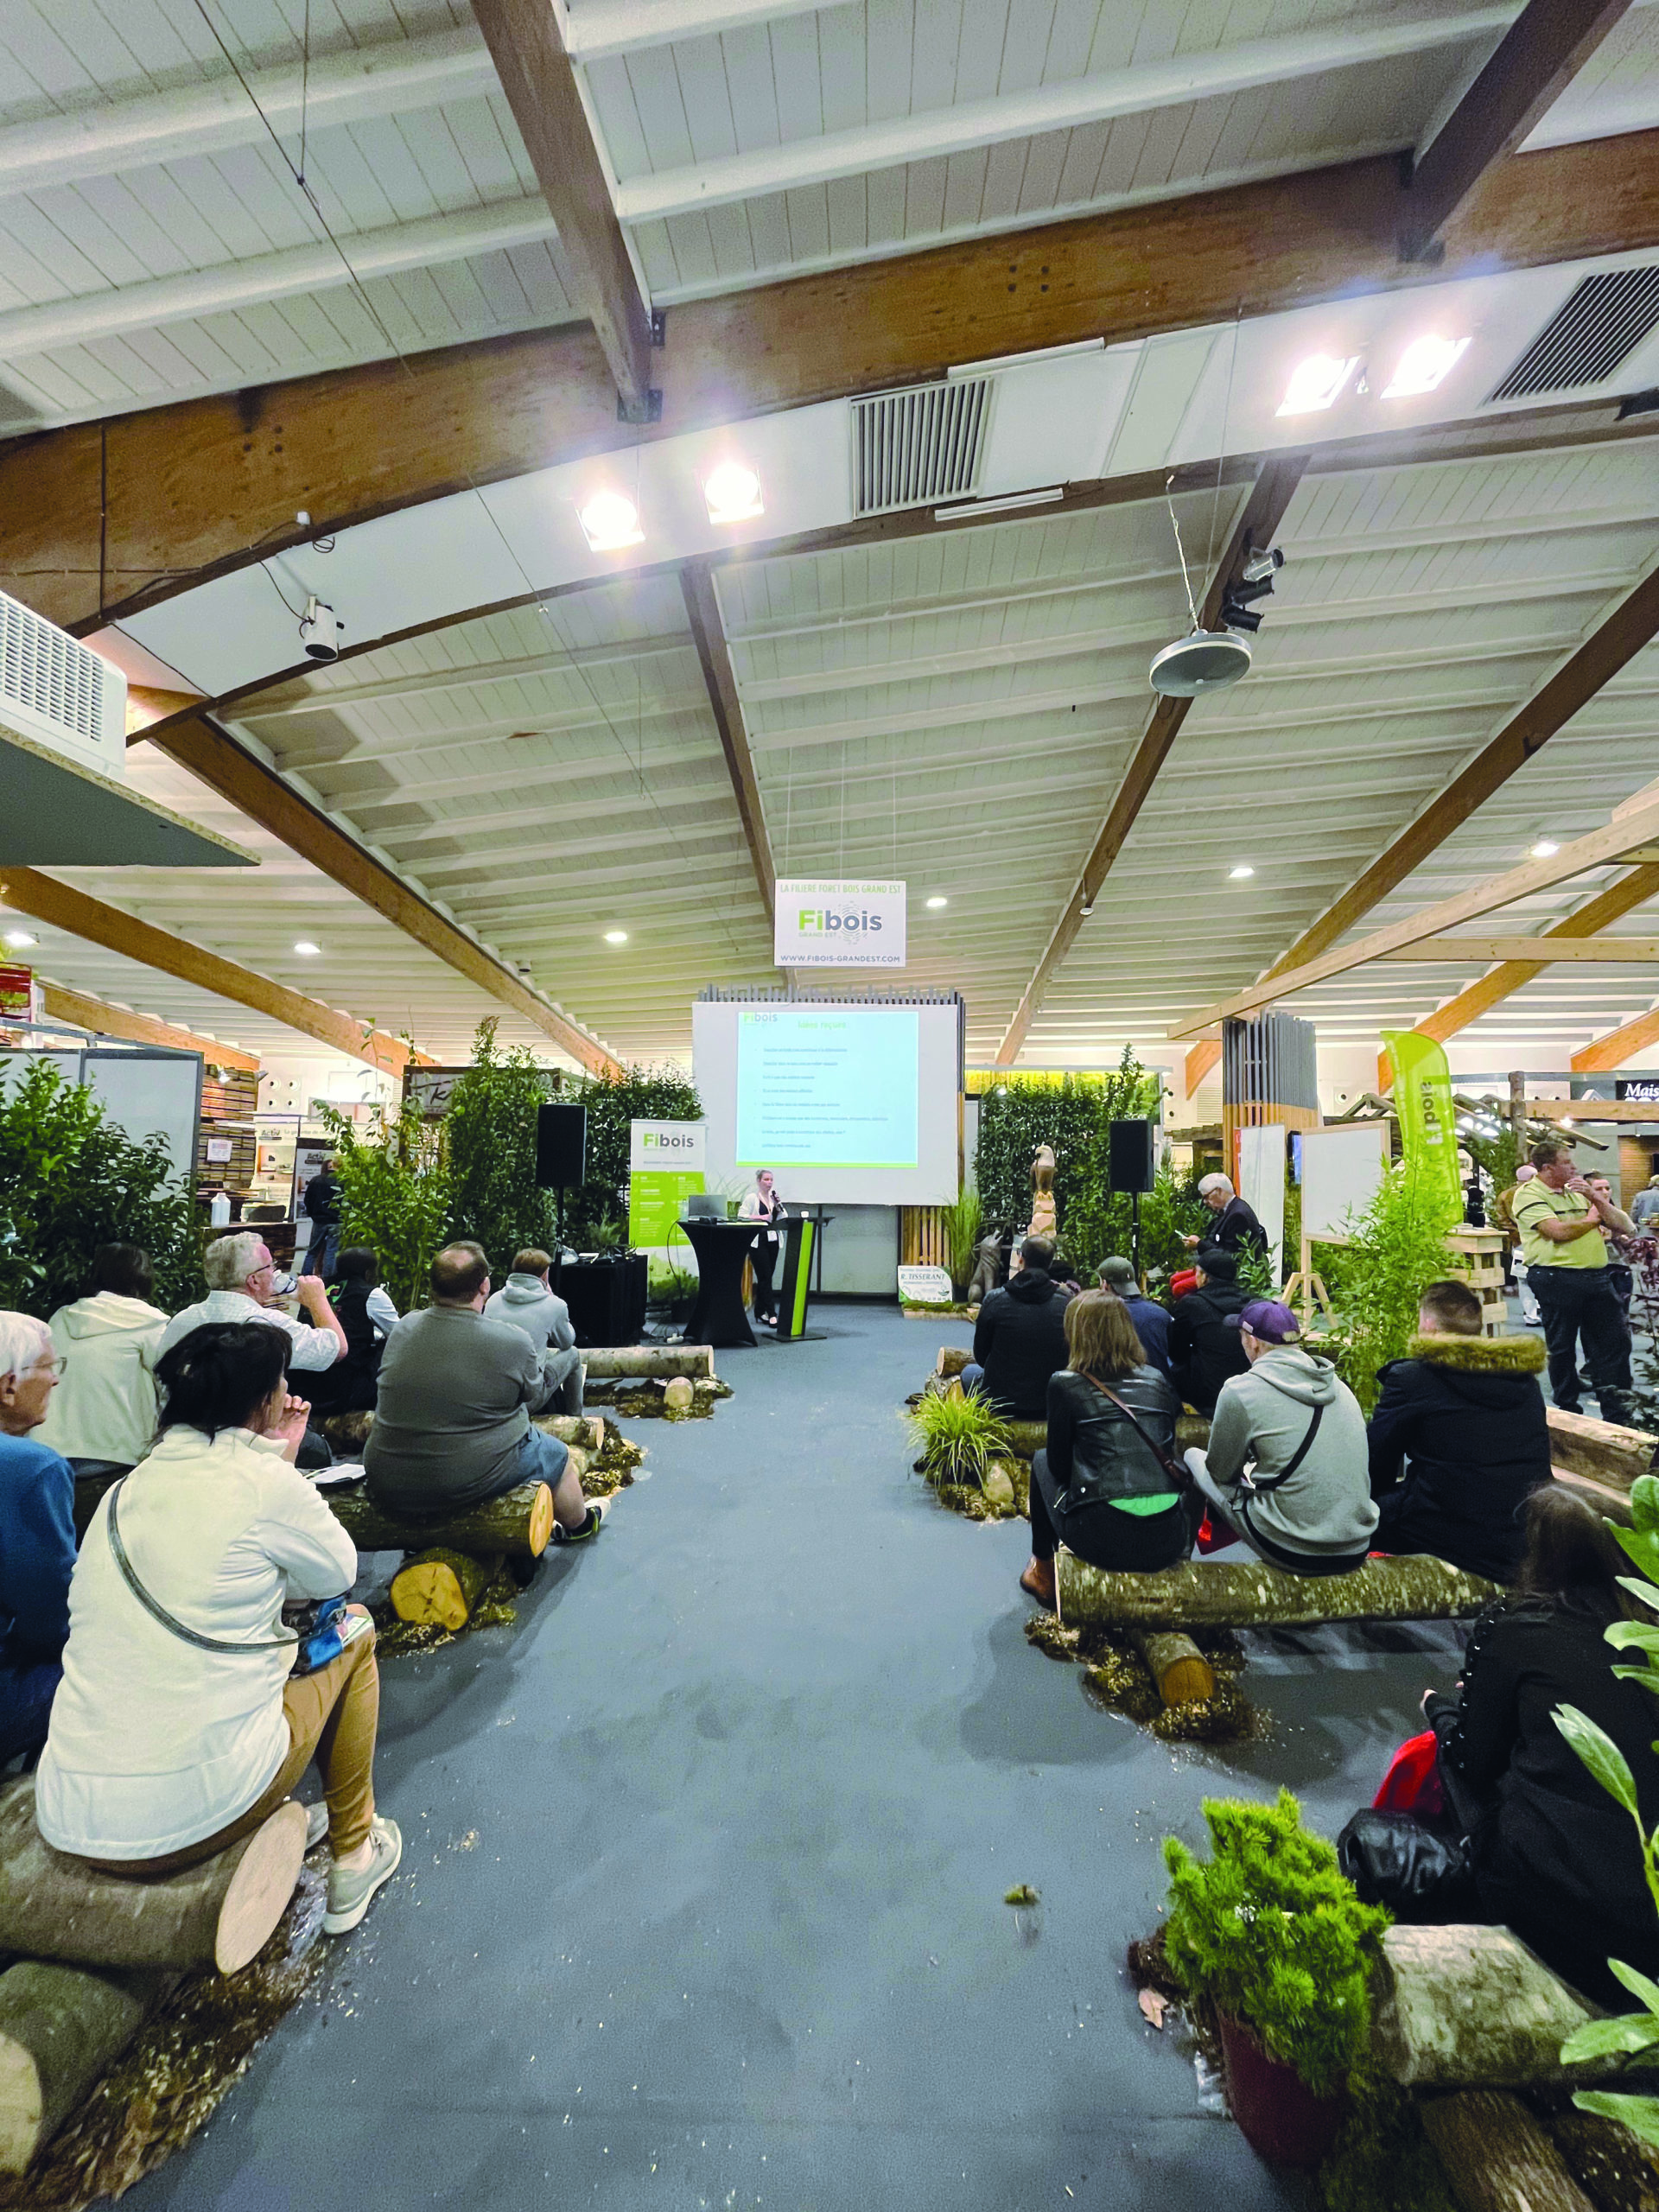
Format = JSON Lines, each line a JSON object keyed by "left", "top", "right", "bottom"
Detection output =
{"left": 850, "top": 378, "right": 992, "bottom": 516}
{"left": 1491, "top": 268, "right": 1659, "bottom": 401}
{"left": 2, "top": 593, "right": 106, "bottom": 743}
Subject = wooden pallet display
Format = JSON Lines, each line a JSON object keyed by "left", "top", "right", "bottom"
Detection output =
{"left": 1446, "top": 1229, "right": 1509, "bottom": 1338}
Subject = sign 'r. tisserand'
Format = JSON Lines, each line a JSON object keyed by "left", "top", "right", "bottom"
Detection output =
{"left": 774, "top": 880, "right": 906, "bottom": 969}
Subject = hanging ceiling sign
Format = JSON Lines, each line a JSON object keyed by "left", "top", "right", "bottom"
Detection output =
{"left": 774, "top": 880, "right": 906, "bottom": 969}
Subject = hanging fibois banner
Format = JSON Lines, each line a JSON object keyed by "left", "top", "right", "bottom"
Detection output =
{"left": 773, "top": 880, "right": 906, "bottom": 969}
{"left": 627, "top": 1120, "right": 707, "bottom": 1247}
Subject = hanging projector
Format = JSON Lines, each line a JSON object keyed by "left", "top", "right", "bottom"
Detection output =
{"left": 1148, "top": 626, "right": 1253, "bottom": 697}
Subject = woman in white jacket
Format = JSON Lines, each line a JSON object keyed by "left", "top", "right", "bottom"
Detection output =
{"left": 35, "top": 1322, "right": 401, "bottom": 1936}
{"left": 39, "top": 1244, "right": 168, "bottom": 1468}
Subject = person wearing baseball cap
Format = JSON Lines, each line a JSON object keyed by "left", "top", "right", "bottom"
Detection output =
{"left": 1183, "top": 1298, "right": 1377, "bottom": 1573}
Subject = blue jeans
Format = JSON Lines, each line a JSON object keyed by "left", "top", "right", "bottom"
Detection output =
{"left": 961, "top": 1362, "right": 985, "bottom": 1394}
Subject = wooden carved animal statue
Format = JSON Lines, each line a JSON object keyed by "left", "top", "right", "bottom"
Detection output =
{"left": 967, "top": 1230, "right": 1004, "bottom": 1306}
{"left": 1029, "top": 1147, "right": 1058, "bottom": 1240}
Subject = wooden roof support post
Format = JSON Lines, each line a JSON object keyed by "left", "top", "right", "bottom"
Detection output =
{"left": 679, "top": 563, "right": 774, "bottom": 924}
{"left": 1573, "top": 1002, "right": 1659, "bottom": 1073}
{"left": 0, "top": 871, "right": 425, "bottom": 1074}
{"left": 471, "top": 0, "right": 656, "bottom": 422}
{"left": 1185, "top": 1039, "right": 1224, "bottom": 1096}
{"left": 993, "top": 453, "right": 1306, "bottom": 1065}
{"left": 1399, "top": 0, "right": 1634, "bottom": 259}
{"left": 37, "top": 982, "right": 261, "bottom": 1071}
{"left": 146, "top": 715, "right": 623, "bottom": 1075}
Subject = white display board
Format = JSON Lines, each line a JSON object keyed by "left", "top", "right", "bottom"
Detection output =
{"left": 1238, "top": 1123, "right": 1287, "bottom": 1274}
{"left": 1301, "top": 1122, "right": 1389, "bottom": 1243}
{"left": 81, "top": 1051, "right": 201, "bottom": 1179}
{"left": 692, "top": 1000, "right": 959, "bottom": 1205}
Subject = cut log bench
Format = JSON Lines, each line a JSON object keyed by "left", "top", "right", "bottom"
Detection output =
{"left": 1058, "top": 1551, "right": 1500, "bottom": 1631}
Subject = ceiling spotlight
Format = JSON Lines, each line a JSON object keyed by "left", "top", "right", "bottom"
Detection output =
{"left": 1241, "top": 545, "right": 1285, "bottom": 586}
{"left": 1276, "top": 353, "right": 1358, "bottom": 416}
{"left": 3, "top": 931, "right": 37, "bottom": 949}
{"left": 293, "top": 940, "right": 322, "bottom": 957}
{"left": 603, "top": 929, "right": 629, "bottom": 944}
{"left": 1229, "top": 865, "right": 1255, "bottom": 880}
{"left": 1529, "top": 839, "right": 1560, "bottom": 858}
{"left": 577, "top": 489, "right": 644, "bottom": 552}
{"left": 1382, "top": 334, "right": 1471, "bottom": 398}
{"left": 702, "top": 460, "right": 763, "bottom": 524}
{"left": 925, "top": 896, "right": 949, "bottom": 910}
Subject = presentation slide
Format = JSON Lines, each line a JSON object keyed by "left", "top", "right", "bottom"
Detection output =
{"left": 736, "top": 1009, "right": 918, "bottom": 1168}
{"left": 693, "top": 1000, "right": 959, "bottom": 1206}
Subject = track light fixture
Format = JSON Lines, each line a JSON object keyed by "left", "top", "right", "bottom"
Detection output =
{"left": 1220, "top": 541, "right": 1287, "bottom": 635}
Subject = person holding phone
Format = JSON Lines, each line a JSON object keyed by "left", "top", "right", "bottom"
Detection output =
{"left": 740, "top": 1169, "right": 786, "bottom": 1327}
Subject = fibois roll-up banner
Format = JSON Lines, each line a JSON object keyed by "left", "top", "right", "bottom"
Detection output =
{"left": 1382, "top": 1030, "right": 1465, "bottom": 1230}
{"left": 773, "top": 880, "right": 906, "bottom": 969}
{"left": 627, "top": 1120, "right": 707, "bottom": 1247}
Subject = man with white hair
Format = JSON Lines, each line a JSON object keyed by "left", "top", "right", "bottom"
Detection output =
{"left": 1182, "top": 1173, "right": 1268, "bottom": 1262}
{"left": 158, "top": 1230, "right": 346, "bottom": 1376}
{"left": 0, "top": 1311, "right": 76, "bottom": 1762}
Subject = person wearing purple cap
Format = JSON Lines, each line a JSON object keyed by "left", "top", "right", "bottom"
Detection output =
{"left": 1184, "top": 1298, "right": 1377, "bottom": 1573}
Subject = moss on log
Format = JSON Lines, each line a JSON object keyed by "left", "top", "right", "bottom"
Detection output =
{"left": 390, "top": 1548, "right": 503, "bottom": 1631}
{"left": 1419, "top": 2090, "right": 1594, "bottom": 2212}
{"left": 582, "top": 1345, "right": 713, "bottom": 1379}
{"left": 1547, "top": 1406, "right": 1658, "bottom": 1492}
{"left": 1128, "top": 1629, "right": 1216, "bottom": 1707}
{"left": 0, "top": 1783, "right": 304, "bottom": 1975}
{"left": 1371, "top": 1925, "right": 1593, "bottom": 2089}
{"left": 327, "top": 1478, "right": 554, "bottom": 1560}
{"left": 0, "top": 1960, "right": 168, "bottom": 2175}
{"left": 1058, "top": 1551, "right": 1499, "bottom": 1630}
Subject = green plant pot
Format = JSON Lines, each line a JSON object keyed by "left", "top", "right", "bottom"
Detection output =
{"left": 1217, "top": 2011, "right": 1348, "bottom": 2170}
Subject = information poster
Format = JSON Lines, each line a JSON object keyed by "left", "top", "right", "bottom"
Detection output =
{"left": 1237, "top": 1122, "right": 1287, "bottom": 1278}
{"left": 773, "top": 880, "right": 906, "bottom": 969}
{"left": 628, "top": 1120, "right": 707, "bottom": 1248}
{"left": 735, "top": 1007, "right": 918, "bottom": 1169}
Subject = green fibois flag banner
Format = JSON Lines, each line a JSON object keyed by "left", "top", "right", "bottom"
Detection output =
{"left": 1382, "top": 1031, "right": 1465, "bottom": 1230}
{"left": 628, "top": 1120, "right": 707, "bottom": 1247}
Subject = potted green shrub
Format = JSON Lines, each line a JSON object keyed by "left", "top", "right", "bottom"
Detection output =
{"left": 1161, "top": 1789, "right": 1389, "bottom": 2167}
{"left": 905, "top": 1388, "right": 1014, "bottom": 1496}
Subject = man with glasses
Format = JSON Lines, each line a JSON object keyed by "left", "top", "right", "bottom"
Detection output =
{"left": 0, "top": 1312, "right": 74, "bottom": 1763}
{"left": 159, "top": 1230, "right": 347, "bottom": 1377}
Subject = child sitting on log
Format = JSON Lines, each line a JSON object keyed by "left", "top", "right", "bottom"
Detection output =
{"left": 1019, "top": 1291, "right": 1196, "bottom": 1611}
{"left": 34, "top": 1322, "right": 402, "bottom": 1937}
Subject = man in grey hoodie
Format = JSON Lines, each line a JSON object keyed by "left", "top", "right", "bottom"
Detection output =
{"left": 1184, "top": 1299, "right": 1377, "bottom": 1573}
{"left": 482, "top": 1247, "right": 583, "bottom": 1416}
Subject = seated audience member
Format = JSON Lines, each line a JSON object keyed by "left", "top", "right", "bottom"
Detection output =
{"left": 161, "top": 1230, "right": 346, "bottom": 1379}
{"left": 1368, "top": 1277, "right": 1551, "bottom": 1581}
{"left": 1020, "top": 1291, "right": 1193, "bottom": 1609}
{"left": 305, "top": 1248, "right": 396, "bottom": 1420}
{"left": 1182, "top": 1173, "right": 1268, "bottom": 1261}
{"left": 0, "top": 1314, "right": 75, "bottom": 1764}
{"left": 1096, "top": 1255, "right": 1173, "bottom": 1378}
{"left": 1167, "top": 1247, "right": 1249, "bottom": 1413}
{"left": 960, "top": 1235, "right": 1072, "bottom": 1418}
{"left": 33, "top": 1323, "right": 401, "bottom": 1935}
{"left": 40, "top": 1243, "right": 168, "bottom": 1469}
{"left": 365, "top": 1242, "right": 597, "bottom": 1541}
{"left": 1423, "top": 1487, "right": 1659, "bottom": 2005}
{"left": 483, "top": 1249, "right": 582, "bottom": 1415}
{"left": 1185, "top": 1299, "right": 1377, "bottom": 1571}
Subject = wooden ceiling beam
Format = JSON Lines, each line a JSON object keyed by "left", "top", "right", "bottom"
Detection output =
{"left": 37, "top": 981, "right": 261, "bottom": 1070}
{"left": 146, "top": 715, "right": 623, "bottom": 1075}
{"left": 993, "top": 453, "right": 1306, "bottom": 1065}
{"left": 0, "top": 871, "right": 423, "bottom": 1073}
{"left": 678, "top": 563, "right": 774, "bottom": 925}
{"left": 1381, "top": 929, "right": 1659, "bottom": 960}
{"left": 1573, "top": 1004, "right": 1659, "bottom": 1072}
{"left": 470, "top": 0, "right": 655, "bottom": 421}
{"left": 1400, "top": 0, "right": 1634, "bottom": 258}
{"left": 10, "top": 125, "right": 1659, "bottom": 632}
{"left": 1185, "top": 1039, "right": 1224, "bottom": 1095}
{"left": 1168, "top": 792, "right": 1659, "bottom": 1038}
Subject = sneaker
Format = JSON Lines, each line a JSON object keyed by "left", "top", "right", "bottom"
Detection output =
{"left": 303, "top": 1800, "right": 328, "bottom": 1850}
{"left": 323, "top": 1815, "right": 403, "bottom": 1935}
{"left": 552, "top": 1502, "right": 604, "bottom": 1546}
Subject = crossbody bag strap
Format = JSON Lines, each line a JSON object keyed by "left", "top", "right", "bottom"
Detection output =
{"left": 1240, "top": 1400, "right": 1324, "bottom": 1493}
{"left": 105, "top": 1478, "right": 292, "bottom": 1656}
{"left": 1087, "top": 1378, "right": 1189, "bottom": 1487}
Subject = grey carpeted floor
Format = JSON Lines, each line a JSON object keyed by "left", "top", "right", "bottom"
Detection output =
{"left": 126, "top": 1306, "right": 1463, "bottom": 2211}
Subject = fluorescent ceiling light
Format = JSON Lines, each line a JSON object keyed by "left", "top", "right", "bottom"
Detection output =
{"left": 925, "top": 896, "right": 948, "bottom": 909}
{"left": 1529, "top": 839, "right": 1560, "bottom": 858}
{"left": 1382, "top": 334, "right": 1471, "bottom": 398}
{"left": 1229, "top": 865, "right": 1255, "bottom": 880}
{"left": 293, "top": 940, "right": 321, "bottom": 957}
{"left": 3, "top": 931, "right": 37, "bottom": 949}
{"left": 1275, "top": 353, "right": 1357, "bottom": 416}
{"left": 603, "top": 929, "right": 629, "bottom": 944}
{"left": 702, "top": 460, "right": 763, "bottom": 524}
{"left": 577, "top": 490, "right": 643, "bottom": 552}
{"left": 933, "top": 486, "right": 1064, "bottom": 522}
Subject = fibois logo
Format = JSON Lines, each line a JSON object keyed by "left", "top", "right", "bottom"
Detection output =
{"left": 640, "top": 1128, "right": 698, "bottom": 1151}
{"left": 798, "top": 905, "right": 883, "bottom": 936}
{"left": 774, "top": 878, "right": 906, "bottom": 969}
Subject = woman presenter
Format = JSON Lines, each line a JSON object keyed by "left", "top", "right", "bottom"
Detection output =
{"left": 739, "top": 1170, "right": 786, "bottom": 1327}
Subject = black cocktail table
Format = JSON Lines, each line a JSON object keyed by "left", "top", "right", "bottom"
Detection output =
{"left": 680, "top": 1217, "right": 760, "bottom": 1348}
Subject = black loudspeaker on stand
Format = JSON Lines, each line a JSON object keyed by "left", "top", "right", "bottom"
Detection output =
{"left": 536, "top": 1103, "right": 588, "bottom": 1247}
{"left": 1109, "top": 1118, "right": 1156, "bottom": 1280}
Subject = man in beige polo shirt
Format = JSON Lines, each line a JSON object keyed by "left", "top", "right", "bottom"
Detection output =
{"left": 1510, "top": 1138, "right": 1636, "bottom": 1426}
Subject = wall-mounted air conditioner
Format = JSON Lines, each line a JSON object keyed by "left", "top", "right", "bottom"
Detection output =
{"left": 0, "top": 588, "right": 127, "bottom": 779}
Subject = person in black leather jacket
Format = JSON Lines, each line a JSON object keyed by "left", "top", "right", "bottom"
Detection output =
{"left": 1019, "top": 1290, "right": 1194, "bottom": 1610}
{"left": 962, "top": 1236, "right": 1072, "bottom": 1418}
{"left": 1167, "top": 1247, "right": 1249, "bottom": 1413}
{"left": 1424, "top": 1486, "right": 1659, "bottom": 2005}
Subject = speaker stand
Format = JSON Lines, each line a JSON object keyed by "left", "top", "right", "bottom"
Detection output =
{"left": 1132, "top": 1190, "right": 1141, "bottom": 1285}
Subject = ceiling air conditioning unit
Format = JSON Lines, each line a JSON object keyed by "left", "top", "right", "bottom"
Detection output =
{"left": 0, "top": 588, "right": 126, "bottom": 779}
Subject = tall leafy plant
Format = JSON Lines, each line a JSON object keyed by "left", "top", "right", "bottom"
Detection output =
{"left": 566, "top": 1063, "right": 702, "bottom": 1243}
{"left": 0, "top": 1057, "right": 199, "bottom": 1317}
{"left": 1324, "top": 1164, "right": 1459, "bottom": 1414}
{"left": 444, "top": 1020, "right": 560, "bottom": 1266}
{"left": 318, "top": 1096, "right": 451, "bottom": 1313}
{"left": 938, "top": 1179, "right": 982, "bottom": 1294}
{"left": 973, "top": 1046, "right": 1161, "bottom": 1272}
